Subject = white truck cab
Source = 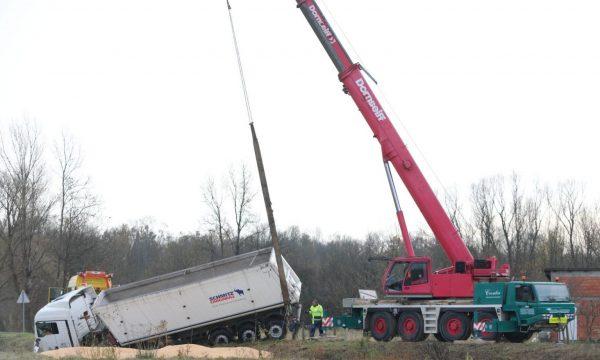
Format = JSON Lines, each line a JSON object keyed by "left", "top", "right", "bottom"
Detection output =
{"left": 33, "top": 287, "right": 99, "bottom": 352}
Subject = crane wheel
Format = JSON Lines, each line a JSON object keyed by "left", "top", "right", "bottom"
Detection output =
{"left": 369, "top": 311, "right": 396, "bottom": 341}
{"left": 460, "top": 314, "right": 473, "bottom": 340}
{"left": 397, "top": 311, "right": 425, "bottom": 342}
{"left": 438, "top": 311, "right": 469, "bottom": 342}
{"left": 474, "top": 312, "right": 498, "bottom": 341}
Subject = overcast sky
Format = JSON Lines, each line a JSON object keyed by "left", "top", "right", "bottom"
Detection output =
{"left": 0, "top": 0, "right": 598, "bottom": 239}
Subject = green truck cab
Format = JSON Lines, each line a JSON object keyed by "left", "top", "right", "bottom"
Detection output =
{"left": 474, "top": 281, "right": 576, "bottom": 341}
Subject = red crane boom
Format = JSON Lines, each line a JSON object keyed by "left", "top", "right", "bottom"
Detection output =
{"left": 295, "top": 0, "right": 509, "bottom": 298}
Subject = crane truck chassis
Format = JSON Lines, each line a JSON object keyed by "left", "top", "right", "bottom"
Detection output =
{"left": 342, "top": 281, "right": 575, "bottom": 342}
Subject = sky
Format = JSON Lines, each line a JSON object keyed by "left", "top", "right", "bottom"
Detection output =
{"left": 0, "top": 0, "right": 598, "bottom": 239}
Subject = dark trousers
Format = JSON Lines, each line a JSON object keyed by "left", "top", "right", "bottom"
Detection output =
{"left": 310, "top": 319, "right": 323, "bottom": 337}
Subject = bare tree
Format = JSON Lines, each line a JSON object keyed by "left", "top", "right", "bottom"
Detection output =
{"left": 444, "top": 188, "right": 465, "bottom": 239}
{"left": 523, "top": 186, "right": 544, "bottom": 275}
{"left": 228, "top": 166, "right": 255, "bottom": 255}
{"left": 495, "top": 174, "right": 530, "bottom": 276}
{"left": 545, "top": 224, "right": 565, "bottom": 267}
{"left": 548, "top": 181, "right": 584, "bottom": 265}
{"left": 471, "top": 177, "right": 499, "bottom": 255}
{"left": 0, "top": 122, "right": 52, "bottom": 329}
{"left": 202, "top": 178, "right": 227, "bottom": 258}
{"left": 53, "top": 132, "right": 98, "bottom": 286}
{"left": 580, "top": 205, "right": 600, "bottom": 267}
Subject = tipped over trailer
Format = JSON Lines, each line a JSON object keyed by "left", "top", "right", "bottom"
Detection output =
{"left": 34, "top": 248, "right": 301, "bottom": 352}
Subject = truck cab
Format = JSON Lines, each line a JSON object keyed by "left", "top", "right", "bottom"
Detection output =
{"left": 34, "top": 287, "right": 99, "bottom": 352}
{"left": 474, "top": 281, "right": 576, "bottom": 341}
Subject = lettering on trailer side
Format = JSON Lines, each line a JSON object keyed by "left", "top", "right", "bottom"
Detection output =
{"left": 208, "top": 289, "right": 245, "bottom": 305}
{"left": 355, "top": 78, "right": 387, "bottom": 121}
{"left": 308, "top": 4, "right": 336, "bottom": 44}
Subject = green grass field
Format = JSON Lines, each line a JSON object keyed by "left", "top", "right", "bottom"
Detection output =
{"left": 0, "top": 332, "right": 36, "bottom": 359}
{"left": 1, "top": 332, "right": 599, "bottom": 359}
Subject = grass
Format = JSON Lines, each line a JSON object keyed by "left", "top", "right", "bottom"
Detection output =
{"left": 253, "top": 337, "right": 600, "bottom": 360}
{"left": 1, "top": 331, "right": 600, "bottom": 359}
{"left": 0, "top": 332, "right": 36, "bottom": 359}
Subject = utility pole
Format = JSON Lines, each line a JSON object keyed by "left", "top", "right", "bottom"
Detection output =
{"left": 226, "top": 0, "right": 292, "bottom": 322}
{"left": 225, "top": 0, "right": 290, "bottom": 308}
{"left": 250, "top": 122, "right": 291, "bottom": 307}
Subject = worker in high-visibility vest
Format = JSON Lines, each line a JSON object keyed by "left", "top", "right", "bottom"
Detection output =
{"left": 308, "top": 299, "right": 324, "bottom": 337}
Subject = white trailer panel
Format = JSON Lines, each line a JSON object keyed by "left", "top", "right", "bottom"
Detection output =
{"left": 92, "top": 248, "right": 300, "bottom": 345}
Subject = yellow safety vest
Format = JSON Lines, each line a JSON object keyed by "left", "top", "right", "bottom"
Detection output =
{"left": 309, "top": 304, "right": 324, "bottom": 324}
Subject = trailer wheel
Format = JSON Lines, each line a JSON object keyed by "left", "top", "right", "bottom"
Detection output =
{"left": 209, "top": 328, "right": 233, "bottom": 346}
{"left": 397, "top": 311, "right": 425, "bottom": 342}
{"left": 439, "top": 311, "right": 469, "bottom": 342}
{"left": 266, "top": 318, "right": 287, "bottom": 340}
{"left": 474, "top": 312, "right": 497, "bottom": 341}
{"left": 370, "top": 311, "right": 396, "bottom": 342}
{"left": 503, "top": 331, "right": 533, "bottom": 343}
{"left": 238, "top": 323, "right": 258, "bottom": 342}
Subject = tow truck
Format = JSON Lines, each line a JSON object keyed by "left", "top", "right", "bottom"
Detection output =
{"left": 47, "top": 271, "right": 113, "bottom": 302}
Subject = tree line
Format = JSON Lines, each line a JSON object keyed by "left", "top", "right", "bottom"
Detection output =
{"left": 0, "top": 121, "right": 598, "bottom": 332}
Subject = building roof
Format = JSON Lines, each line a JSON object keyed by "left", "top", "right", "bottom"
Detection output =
{"left": 544, "top": 268, "right": 600, "bottom": 280}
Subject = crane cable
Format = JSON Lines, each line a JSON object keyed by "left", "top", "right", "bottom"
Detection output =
{"left": 226, "top": 0, "right": 254, "bottom": 125}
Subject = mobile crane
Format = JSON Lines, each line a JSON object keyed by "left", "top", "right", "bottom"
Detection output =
{"left": 295, "top": 0, "right": 508, "bottom": 299}
{"left": 293, "top": 0, "right": 575, "bottom": 342}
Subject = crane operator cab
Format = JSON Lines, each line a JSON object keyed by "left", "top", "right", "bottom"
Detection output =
{"left": 379, "top": 256, "right": 506, "bottom": 299}
{"left": 383, "top": 258, "right": 432, "bottom": 297}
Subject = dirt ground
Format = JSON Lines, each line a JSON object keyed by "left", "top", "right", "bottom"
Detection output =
{"left": 253, "top": 337, "right": 600, "bottom": 360}
{"left": 2, "top": 332, "right": 600, "bottom": 360}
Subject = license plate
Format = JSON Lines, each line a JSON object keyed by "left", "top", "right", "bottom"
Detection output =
{"left": 549, "top": 316, "right": 568, "bottom": 324}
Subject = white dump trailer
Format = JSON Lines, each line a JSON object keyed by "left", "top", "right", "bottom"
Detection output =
{"left": 33, "top": 248, "right": 301, "bottom": 351}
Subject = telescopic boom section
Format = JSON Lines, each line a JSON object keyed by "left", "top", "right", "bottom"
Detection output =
{"left": 296, "top": 0, "right": 474, "bottom": 265}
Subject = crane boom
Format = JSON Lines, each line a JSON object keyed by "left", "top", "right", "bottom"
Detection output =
{"left": 296, "top": 0, "right": 473, "bottom": 265}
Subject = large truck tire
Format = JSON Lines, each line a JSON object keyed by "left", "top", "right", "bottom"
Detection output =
{"left": 266, "top": 317, "right": 287, "bottom": 340}
{"left": 474, "top": 312, "right": 498, "bottom": 341}
{"left": 370, "top": 311, "right": 396, "bottom": 342}
{"left": 237, "top": 322, "right": 258, "bottom": 342}
{"left": 460, "top": 314, "right": 473, "bottom": 340}
{"left": 503, "top": 331, "right": 534, "bottom": 343}
{"left": 397, "top": 311, "right": 425, "bottom": 342}
{"left": 438, "top": 311, "right": 469, "bottom": 342}
{"left": 209, "top": 328, "right": 233, "bottom": 346}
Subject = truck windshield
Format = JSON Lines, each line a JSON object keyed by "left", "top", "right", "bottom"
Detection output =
{"left": 36, "top": 322, "right": 58, "bottom": 337}
{"left": 534, "top": 284, "right": 570, "bottom": 302}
